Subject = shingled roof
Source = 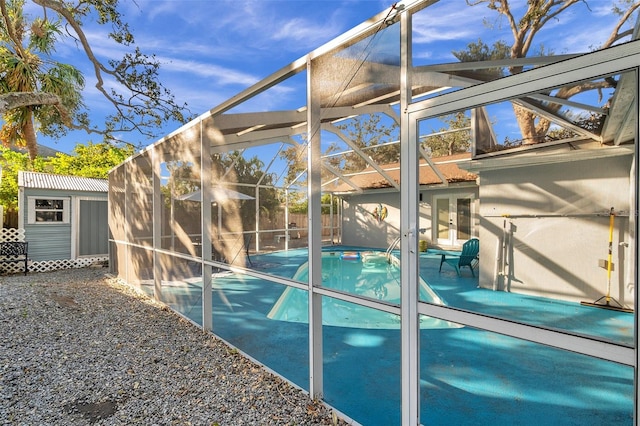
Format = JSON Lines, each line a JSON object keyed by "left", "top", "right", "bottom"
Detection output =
{"left": 329, "top": 153, "right": 476, "bottom": 193}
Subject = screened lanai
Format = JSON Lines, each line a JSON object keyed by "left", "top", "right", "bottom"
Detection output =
{"left": 109, "top": 1, "right": 639, "bottom": 425}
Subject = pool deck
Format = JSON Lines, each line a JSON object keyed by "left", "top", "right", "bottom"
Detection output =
{"left": 148, "top": 247, "right": 634, "bottom": 425}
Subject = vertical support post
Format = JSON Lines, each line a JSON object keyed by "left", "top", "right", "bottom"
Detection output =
{"left": 152, "top": 147, "right": 163, "bottom": 302}
{"left": 330, "top": 193, "right": 334, "bottom": 244}
{"left": 170, "top": 196, "right": 175, "bottom": 251}
{"left": 633, "top": 68, "right": 639, "bottom": 426}
{"left": 307, "top": 56, "right": 324, "bottom": 399}
{"left": 285, "top": 189, "right": 290, "bottom": 251}
{"left": 201, "top": 119, "right": 213, "bottom": 332}
{"left": 124, "top": 163, "right": 131, "bottom": 282}
{"left": 339, "top": 198, "right": 343, "bottom": 244}
{"left": 217, "top": 204, "right": 222, "bottom": 244}
{"left": 399, "top": 10, "right": 420, "bottom": 426}
{"left": 255, "top": 186, "right": 260, "bottom": 252}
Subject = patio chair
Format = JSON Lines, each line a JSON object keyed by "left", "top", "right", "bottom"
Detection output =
{"left": 439, "top": 238, "right": 479, "bottom": 277}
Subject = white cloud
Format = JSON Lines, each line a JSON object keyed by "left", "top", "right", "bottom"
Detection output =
{"left": 159, "top": 57, "right": 259, "bottom": 87}
{"left": 412, "top": 3, "right": 488, "bottom": 44}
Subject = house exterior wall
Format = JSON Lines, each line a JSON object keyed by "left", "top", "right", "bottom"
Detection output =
{"left": 477, "top": 154, "right": 635, "bottom": 306}
{"left": 341, "top": 191, "right": 400, "bottom": 249}
{"left": 20, "top": 188, "right": 107, "bottom": 261}
{"left": 418, "top": 185, "right": 479, "bottom": 249}
{"left": 341, "top": 185, "right": 479, "bottom": 250}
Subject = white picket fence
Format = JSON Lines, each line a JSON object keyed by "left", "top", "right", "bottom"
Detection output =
{"left": 1, "top": 228, "right": 108, "bottom": 275}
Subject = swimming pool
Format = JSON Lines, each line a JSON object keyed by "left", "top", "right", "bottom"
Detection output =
{"left": 140, "top": 247, "right": 633, "bottom": 425}
{"left": 267, "top": 250, "right": 459, "bottom": 329}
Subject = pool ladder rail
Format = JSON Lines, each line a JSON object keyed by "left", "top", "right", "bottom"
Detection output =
{"left": 385, "top": 229, "right": 426, "bottom": 260}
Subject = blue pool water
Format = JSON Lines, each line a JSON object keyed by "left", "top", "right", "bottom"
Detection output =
{"left": 267, "top": 250, "right": 459, "bottom": 329}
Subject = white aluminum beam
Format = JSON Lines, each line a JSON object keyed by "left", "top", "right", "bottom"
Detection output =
{"left": 324, "top": 123, "right": 400, "bottom": 190}
{"left": 512, "top": 98, "right": 602, "bottom": 142}
{"left": 200, "top": 119, "right": 213, "bottom": 332}
{"left": 399, "top": 10, "right": 420, "bottom": 426}
{"left": 307, "top": 57, "right": 324, "bottom": 400}
{"left": 407, "top": 41, "right": 640, "bottom": 118}
{"left": 152, "top": 147, "right": 163, "bottom": 302}
{"left": 415, "top": 54, "right": 578, "bottom": 73}
{"left": 322, "top": 163, "right": 364, "bottom": 193}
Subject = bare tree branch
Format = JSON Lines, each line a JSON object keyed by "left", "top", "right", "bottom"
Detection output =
{"left": 28, "top": 0, "right": 191, "bottom": 141}
{"left": 31, "top": 0, "right": 127, "bottom": 116}
{"left": 601, "top": 1, "right": 640, "bottom": 48}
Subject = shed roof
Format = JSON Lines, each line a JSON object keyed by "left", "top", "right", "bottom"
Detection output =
{"left": 18, "top": 171, "right": 108, "bottom": 193}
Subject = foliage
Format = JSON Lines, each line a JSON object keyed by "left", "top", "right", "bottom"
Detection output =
{"left": 452, "top": 39, "right": 510, "bottom": 81}
{"left": 0, "top": 0, "right": 85, "bottom": 159}
{"left": 0, "top": 141, "right": 132, "bottom": 211}
{"left": 211, "top": 151, "right": 280, "bottom": 228}
{"left": 333, "top": 114, "right": 399, "bottom": 172}
{"left": 279, "top": 142, "right": 307, "bottom": 187}
{"left": 0, "top": 0, "right": 191, "bottom": 160}
{"left": 422, "top": 112, "right": 472, "bottom": 157}
{"left": 287, "top": 193, "right": 338, "bottom": 215}
{"left": 0, "top": 146, "right": 43, "bottom": 210}
{"left": 47, "top": 142, "right": 134, "bottom": 177}
{"left": 279, "top": 113, "right": 399, "bottom": 186}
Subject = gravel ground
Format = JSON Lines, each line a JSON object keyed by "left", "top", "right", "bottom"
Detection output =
{"left": 0, "top": 268, "right": 348, "bottom": 425}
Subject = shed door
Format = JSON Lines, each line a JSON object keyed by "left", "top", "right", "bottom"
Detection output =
{"left": 78, "top": 200, "right": 108, "bottom": 256}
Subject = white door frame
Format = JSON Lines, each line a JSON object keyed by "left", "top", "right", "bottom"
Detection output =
{"left": 433, "top": 193, "right": 475, "bottom": 247}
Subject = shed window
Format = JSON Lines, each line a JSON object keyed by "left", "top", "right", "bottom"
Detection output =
{"left": 28, "top": 197, "right": 70, "bottom": 224}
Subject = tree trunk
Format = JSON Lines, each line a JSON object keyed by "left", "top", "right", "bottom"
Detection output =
{"left": 513, "top": 104, "right": 546, "bottom": 145}
{"left": 22, "top": 108, "right": 39, "bottom": 161}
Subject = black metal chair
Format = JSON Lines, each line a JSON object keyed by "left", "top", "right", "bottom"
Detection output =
{"left": 0, "top": 241, "right": 29, "bottom": 275}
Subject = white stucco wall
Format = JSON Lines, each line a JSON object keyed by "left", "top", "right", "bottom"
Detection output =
{"left": 477, "top": 153, "right": 635, "bottom": 307}
{"left": 340, "top": 184, "right": 479, "bottom": 250}
{"left": 341, "top": 192, "right": 400, "bottom": 249}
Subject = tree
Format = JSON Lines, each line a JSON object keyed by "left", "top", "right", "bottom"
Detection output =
{"left": 288, "top": 193, "right": 339, "bottom": 215}
{"left": 462, "top": 0, "right": 640, "bottom": 146}
{"left": 0, "top": 0, "right": 191, "bottom": 160}
{"left": 0, "top": 146, "right": 46, "bottom": 211}
{"left": 279, "top": 113, "right": 399, "bottom": 186}
{"left": 0, "top": 0, "right": 85, "bottom": 160}
{"left": 46, "top": 141, "right": 133, "bottom": 177}
{"left": 279, "top": 141, "right": 307, "bottom": 187}
{"left": 452, "top": 38, "right": 510, "bottom": 81}
{"left": 211, "top": 151, "right": 280, "bottom": 229}
{"left": 423, "top": 112, "right": 472, "bottom": 157}
{"left": 0, "top": 141, "right": 130, "bottom": 213}
{"left": 334, "top": 113, "right": 399, "bottom": 172}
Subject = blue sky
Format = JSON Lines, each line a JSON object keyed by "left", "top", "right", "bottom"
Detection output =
{"left": 24, "top": 0, "right": 630, "bottom": 155}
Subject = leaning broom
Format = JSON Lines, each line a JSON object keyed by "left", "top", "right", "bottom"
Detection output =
{"left": 581, "top": 207, "right": 633, "bottom": 313}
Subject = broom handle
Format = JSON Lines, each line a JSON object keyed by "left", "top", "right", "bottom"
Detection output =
{"left": 606, "top": 207, "right": 614, "bottom": 302}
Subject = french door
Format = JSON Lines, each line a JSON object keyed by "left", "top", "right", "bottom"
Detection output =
{"left": 434, "top": 195, "right": 473, "bottom": 247}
